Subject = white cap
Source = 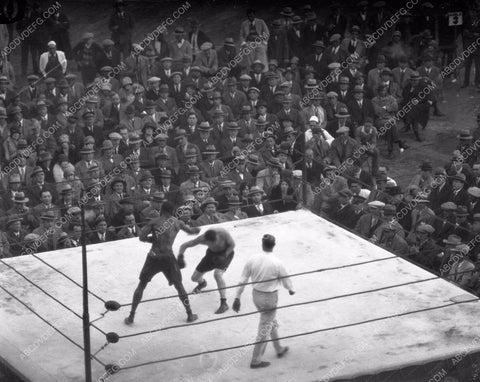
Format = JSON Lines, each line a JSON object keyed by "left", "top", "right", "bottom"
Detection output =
{"left": 309, "top": 116, "right": 319, "bottom": 123}
{"left": 368, "top": 200, "right": 385, "bottom": 209}
{"left": 359, "top": 189, "right": 371, "bottom": 200}
{"left": 48, "top": 41, "right": 56, "bottom": 47}
{"left": 292, "top": 170, "right": 302, "bottom": 178}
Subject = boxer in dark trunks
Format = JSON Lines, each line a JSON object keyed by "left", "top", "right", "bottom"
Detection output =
{"left": 124, "top": 201, "right": 200, "bottom": 325}
{"left": 178, "top": 228, "right": 235, "bottom": 314}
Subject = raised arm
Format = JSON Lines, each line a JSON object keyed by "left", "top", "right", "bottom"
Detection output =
{"left": 179, "top": 220, "right": 201, "bottom": 235}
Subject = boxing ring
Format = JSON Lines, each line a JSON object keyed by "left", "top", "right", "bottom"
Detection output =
{"left": 1, "top": 210, "right": 480, "bottom": 382}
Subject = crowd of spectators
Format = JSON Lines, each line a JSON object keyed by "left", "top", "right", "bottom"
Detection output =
{"left": 0, "top": 0, "right": 479, "bottom": 296}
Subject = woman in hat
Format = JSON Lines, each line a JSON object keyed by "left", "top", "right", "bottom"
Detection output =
{"left": 270, "top": 178, "right": 297, "bottom": 213}
{"left": 3, "top": 126, "right": 20, "bottom": 161}
{"left": 107, "top": 178, "right": 128, "bottom": 218}
{"left": 53, "top": 153, "right": 74, "bottom": 184}
{"left": 141, "top": 123, "right": 156, "bottom": 148}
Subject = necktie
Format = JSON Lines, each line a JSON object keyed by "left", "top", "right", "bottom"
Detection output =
{"left": 256, "top": 74, "right": 260, "bottom": 82}
{"left": 400, "top": 70, "right": 405, "bottom": 85}
{"left": 257, "top": 204, "right": 263, "bottom": 214}
{"left": 191, "top": 33, "right": 197, "bottom": 49}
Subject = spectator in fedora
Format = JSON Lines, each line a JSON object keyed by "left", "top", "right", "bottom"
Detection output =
{"left": 244, "top": 186, "right": 273, "bottom": 217}
{"left": 5, "top": 216, "right": 26, "bottom": 257}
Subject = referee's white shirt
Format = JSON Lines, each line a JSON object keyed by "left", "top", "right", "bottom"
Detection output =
{"left": 237, "top": 251, "right": 293, "bottom": 294}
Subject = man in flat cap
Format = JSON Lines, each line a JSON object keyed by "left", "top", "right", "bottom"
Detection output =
{"left": 194, "top": 42, "right": 218, "bottom": 75}
{"left": 408, "top": 223, "right": 439, "bottom": 272}
{"left": 96, "top": 39, "right": 122, "bottom": 70}
{"left": 72, "top": 33, "right": 102, "bottom": 85}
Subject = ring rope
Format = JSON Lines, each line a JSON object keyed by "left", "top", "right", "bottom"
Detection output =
{"left": 119, "top": 255, "right": 398, "bottom": 307}
{"left": 119, "top": 298, "right": 478, "bottom": 371}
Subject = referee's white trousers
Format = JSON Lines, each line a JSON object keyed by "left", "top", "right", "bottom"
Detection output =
{"left": 251, "top": 289, "right": 283, "bottom": 364}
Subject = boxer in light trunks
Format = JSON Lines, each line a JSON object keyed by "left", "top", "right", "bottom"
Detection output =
{"left": 178, "top": 228, "right": 235, "bottom": 314}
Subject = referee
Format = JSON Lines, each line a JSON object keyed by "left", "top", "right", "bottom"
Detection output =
{"left": 233, "top": 234, "right": 295, "bottom": 369}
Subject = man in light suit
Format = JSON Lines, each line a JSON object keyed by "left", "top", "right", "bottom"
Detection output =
{"left": 222, "top": 77, "right": 247, "bottom": 119}
{"left": 239, "top": 9, "right": 269, "bottom": 69}
{"left": 179, "top": 165, "right": 209, "bottom": 197}
{"left": 256, "top": 157, "right": 282, "bottom": 197}
{"left": 198, "top": 145, "right": 224, "bottom": 186}
{"left": 346, "top": 86, "right": 375, "bottom": 128}
{"left": 194, "top": 42, "right": 218, "bottom": 76}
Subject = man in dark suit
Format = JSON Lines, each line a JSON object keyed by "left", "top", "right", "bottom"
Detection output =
{"left": 244, "top": 186, "right": 274, "bottom": 217}
{"left": 337, "top": 77, "right": 354, "bottom": 105}
{"left": 249, "top": 60, "right": 267, "bottom": 89}
{"left": 169, "top": 72, "right": 185, "bottom": 107}
{"left": 468, "top": 187, "right": 480, "bottom": 216}
{"left": 276, "top": 95, "right": 302, "bottom": 128}
{"left": 89, "top": 215, "right": 117, "bottom": 244}
{"left": 305, "top": 41, "right": 328, "bottom": 80}
{"left": 226, "top": 156, "right": 255, "bottom": 190}
{"left": 325, "top": 34, "right": 348, "bottom": 64}
{"left": 347, "top": 86, "right": 375, "bottom": 129}
{"left": 157, "top": 170, "right": 182, "bottom": 207}
{"left": 448, "top": 174, "right": 470, "bottom": 208}
{"left": 116, "top": 213, "right": 141, "bottom": 239}
{"left": 330, "top": 189, "right": 359, "bottom": 229}
{"left": 27, "top": 167, "right": 58, "bottom": 206}
{"left": 5, "top": 216, "right": 27, "bottom": 257}
{"left": 287, "top": 16, "right": 305, "bottom": 60}
{"left": 81, "top": 111, "right": 104, "bottom": 148}
{"left": 428, "top": 168, "right": 452, "bottom": 215}
{"left": 222, "top": 77, "right": 247, "bottom": 120}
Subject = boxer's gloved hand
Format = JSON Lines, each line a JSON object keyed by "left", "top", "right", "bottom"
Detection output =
{"left": 177, "top": 255, "right": 186, "bottom": 269}
{"left": 233, "top": 298, "right": 241, "bottom": 313}
{"left": 289, "top": 290, "right": 295, "bottom": 296}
